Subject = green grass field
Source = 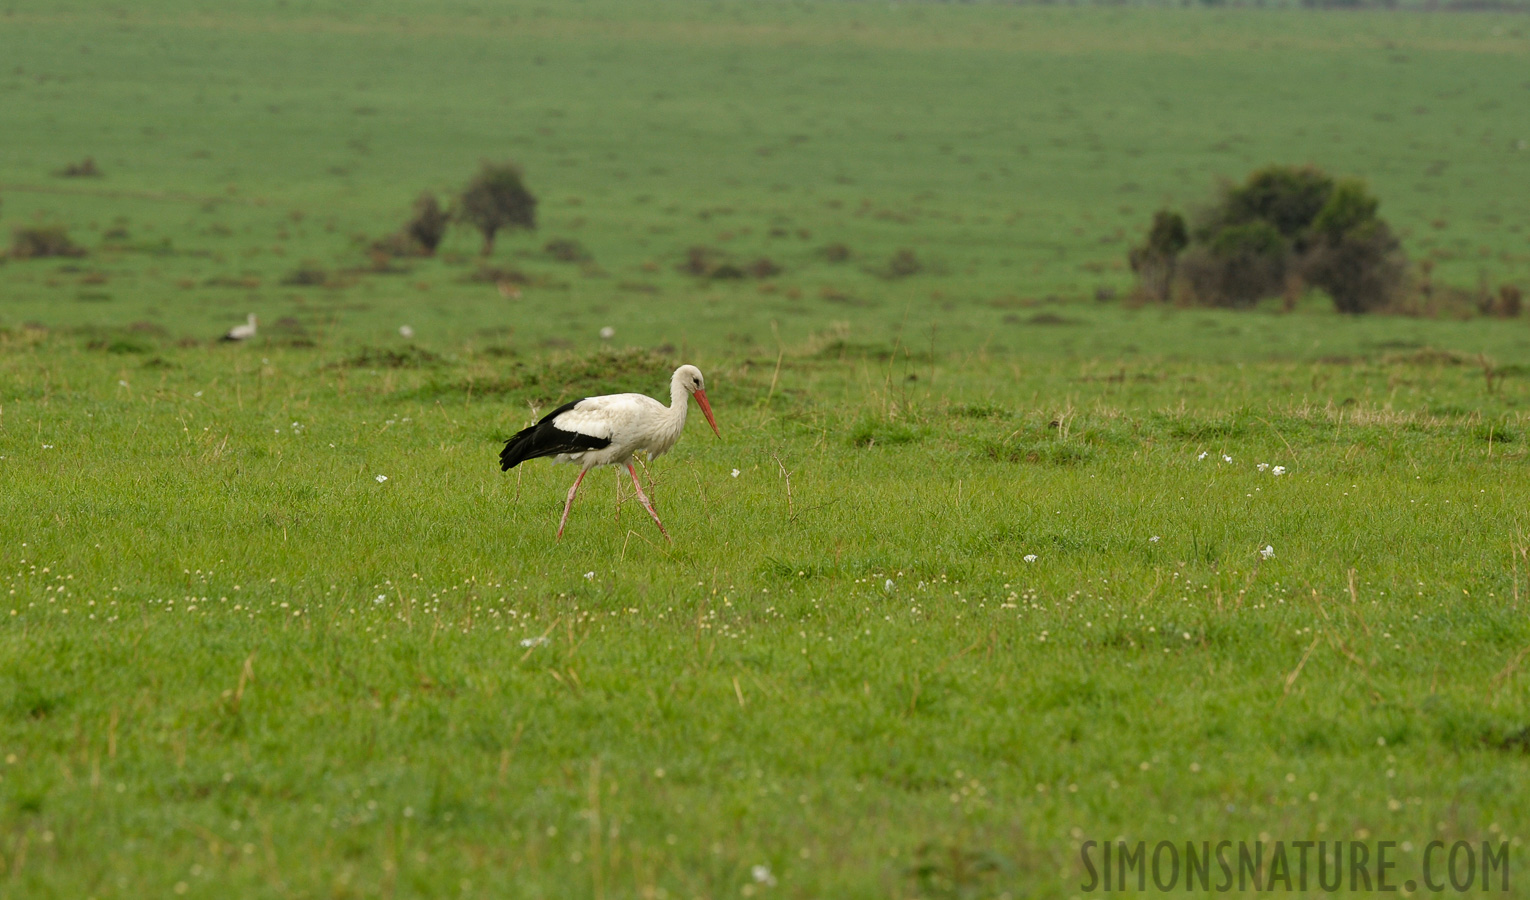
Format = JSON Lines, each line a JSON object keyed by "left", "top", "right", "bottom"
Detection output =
{"left": 3, "top": 1, "right": 1530, "bottom": 897}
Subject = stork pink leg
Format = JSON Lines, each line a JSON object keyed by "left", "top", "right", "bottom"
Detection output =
{"left": 627, "top": 463, "right": 671, "bottom": 542}
{"left": 557, "top": 468, "right": 589, "bottom": 540}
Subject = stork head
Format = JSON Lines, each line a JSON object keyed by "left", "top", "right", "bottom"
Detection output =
{"left": 674, "top": 365, "right": 720, "bottom": 436}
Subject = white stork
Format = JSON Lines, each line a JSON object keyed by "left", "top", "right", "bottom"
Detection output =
{"left": 221, "top": 313, "right": 258, "bottom": 342}
{"left": 499, "top": 365, "right": 720, "bottom": 540}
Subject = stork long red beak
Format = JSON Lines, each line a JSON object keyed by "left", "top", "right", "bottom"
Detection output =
{"left": 693, "top": 389, "right": 721, "bottom": 436}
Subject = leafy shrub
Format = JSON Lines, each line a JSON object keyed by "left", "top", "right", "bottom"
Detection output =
{"left": 1497, "top": 285, "right": 1523, "bottom": 319}
{"left": 1180, "top": 221, "right": 1287, "bottom": 308}
{"left": 457, "top": 162, "right": 537, "bottom": 256}
{"left": 680, "top": 246, "right": 726, "bottom": 277}
{"left": 1208, "top": 165, "right": 1334, "bottom": 241}
{"left": 1302, "top": 220, "right": 1405, "bottom": 314}
{"left": 404, "top": 193, "right": 450, "bottom": 254}
{"left": 1130, "top": 165, "right": 1406, "bottom": 313}
{"left": 746, "top": 257, "right": 782, "bottom": 278}
{"left": 876, "top": 248, "right": 923, "bottom": 279}
{"left": 369, "top": 193, "right": 449, "bottom": 259}
{"left": 544, "top": 238, "right": 590, "bottom": 262}
{"left": 1127, "top": 209, "right": 1188, "bottom": 303}
{"left": 820, "top": 243, "right": 852, "bottom": 263}
{"left": 11, "top": 226, "right": 86, "bottom": 259}
{"left": 677, "top": 247, "right": 779, "bottom": 280}
{"left": 281, "top": 266, "right": 328, "bottom": 286}
{"left": 54, "top": 157, "right": 101, "bottom": 178}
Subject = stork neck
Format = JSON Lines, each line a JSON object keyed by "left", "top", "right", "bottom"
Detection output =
{"left": 668, "top": 378, "right": 690, "bottom": 423}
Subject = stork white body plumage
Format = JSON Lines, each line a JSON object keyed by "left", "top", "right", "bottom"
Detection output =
{"left": 499, "top": 365, "right": 720, "bottom": 540}
{"left": 222, "top": 313, "right": 258, "bottom": 342}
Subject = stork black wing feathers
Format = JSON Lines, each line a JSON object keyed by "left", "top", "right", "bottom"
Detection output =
{"left": 499, "top": 399, "right": 612, "bottom": 471}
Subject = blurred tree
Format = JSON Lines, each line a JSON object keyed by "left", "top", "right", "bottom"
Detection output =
{"left": 458, "top": 162, "right": 537, "bottom": 256}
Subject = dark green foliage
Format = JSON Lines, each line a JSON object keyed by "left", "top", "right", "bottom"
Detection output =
{"left": 1303, "top": 219, "right": 1405, "bottom": 314}
{"left": 1182, "top": 221, "right": 1289, "bottom": 308}
{"left": 10, "top": 226, "right": 86, "bottom": 259}
{"left": 678, "top": 246, "right": 779, "bottom": 280}
{"left": 53, "top": 157, "right": 100, "bottom": 178}
{"left": 876, "top": 248, "right": 923, "bottom": 279}
{"left": 404, "top": 192, "right": 450, "bottom": 255}
{"left": 1310, "top": 178, "right": 1377, "bottom": 238}
{"left": 1128, "top": 210, "right": 1189, "bottom": 302}
{"left": 1210, "top": 164, "right": 1334, "bottom": 241}
{"left": 820, "top": 242, "right": 852, "bottom": 263}
{"left": 280, "top": 265, "right": 328, "bottom": 286}
{"left": 456, "top": 162, "right": 537, "bottom": 256}
{"left": 543, "top": 237, "right": 590, "bottom": 262}
{"left": 1133, "top": 165, "right": 1406, "bottom": 313}
{"left": 1496, "top": 284, "right": 1523, "bottom": 318}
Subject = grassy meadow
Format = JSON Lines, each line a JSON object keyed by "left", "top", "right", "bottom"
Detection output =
{"left": 3, "top": 1, "right": 1530, "bottom": 897}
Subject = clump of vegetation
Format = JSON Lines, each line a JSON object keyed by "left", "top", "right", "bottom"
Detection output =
{"left": 54, "top": 157, "right": 101, "bottom": 178}
{"left": 680, "top": 246, "right": 728, "bottom": 277}
{"left": 469, "top": 265, "right": 524, "bottom": 284}
{"left": 1127, "top": 210, "right": 1188, "bottom": 303}
{"left": 820, "top": 243, "right": 852, "bottom": 263}
{"left": 457, "top": 162, "right": 537, "bottom": 256}
{"left": 11, "top": 226, "right": 87, "bottom": 259}
{"left": 1131, "top": 165, "right": 1406, "bottom": 313}
{"left": 873, "top": 248, "right": 923, "bottom": 279}
{"left": 1494, "top": 284, "right": 1522, "bottom": 319}
{"left": 747, "top": 257, "right": 783, "bottom": 278}
{"left": 372, "top": 193, "right": 451, "bottom": 258}
{"left": 281, "top": 265, "right": 329, "bottom": 287}
{"left": 338, "top": 345, "right": 443, "bottom": 369}
{"left": 544, "top": 238, "right": 591, "bottom": 263}
{"left": 677, "top": 246, "right": 782, "bottom": 281}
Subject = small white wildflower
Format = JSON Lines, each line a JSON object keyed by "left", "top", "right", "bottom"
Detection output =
{"left": 398, "top": 325, "right": 414, "bottom": 338}
{"left": 751, "top": 865, "right": 776, "bottom": 886}
{"left": 375, "top": 595, "right": 386, "bottom": 604}
{"left": 520, "top": 636, "right": 549, "bottom": 648}
{"left": 884, "top": 579, "right": 894, "bottom": 591}
{"left": 1023, "top": 554, "right": 1038, "bottom": 563}
{"left": 1149, "top": 535, "right": 1161, "bottom": 543}
{"left": 118, "top": 379, "right": 128, "bottom": 387}
{"left": 376, "top": 475, "right": 388, "bottom": 483}
{"left": 1272, "top": 465, "right": 1286, "bottom": 476}
{"left": 41, "top": 444, "right": 54, "bottom": 450}
{"left": 584, "top": 571, "right": 595, "bottom": 580}
{"left": 1257, "top": 462, "right": 1269, "bottom": 472}
{"left": 194, "top": 391, "right": 203, "bottom": 397}
{"left": 731, "top": 468, "right": 741, "bottom": 478}
{"left": 1260, "top": 545, "right": 1275, "bottom": 560}
{"left": 599, "top": 326, "right": 615, "bottom": 340}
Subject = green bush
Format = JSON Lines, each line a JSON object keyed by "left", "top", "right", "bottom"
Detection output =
{"left": 1182, "top": 221, "right": 1288, "bottom": 308}
{"left": 11, "top": 226, "right": 86, "bottom": 259}
{"left": 1130, "top": 165, "right": 1406, "bottom": 313}
{"left": 1128, "top": 210, "right": 1189, "bottom": 303}
{"left": 404, "top": 193, "right": 450, "bottom": 254}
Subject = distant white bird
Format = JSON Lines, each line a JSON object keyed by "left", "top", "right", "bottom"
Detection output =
{"left": 499, "top": 365, "right": 720, "bottom": 540}
{"left": 221, "top": 313, "right": 257, "bottom": 342}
